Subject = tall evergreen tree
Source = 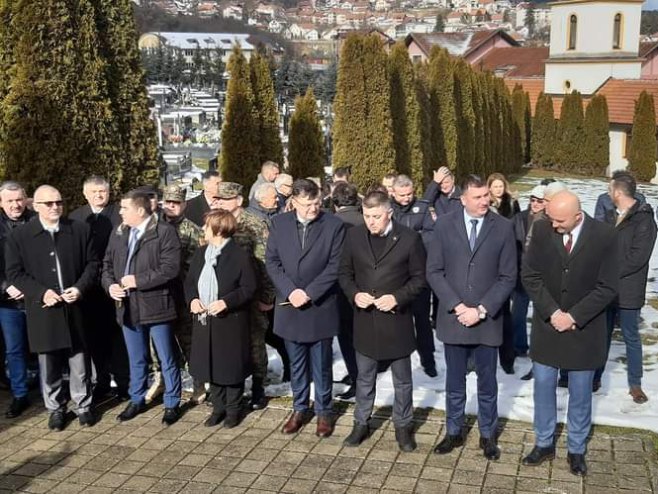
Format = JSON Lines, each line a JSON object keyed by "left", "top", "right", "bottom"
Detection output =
{"left": 91, "top": 0, "right": 160, "bottom": 194}
{"left": 250, "top": 50, "right": 283, "bottom": 166}
{"left": 583, "top": 94, "right": 610, "bottom": 176}
{"left": 434, "top": 12, "right": 445, "bottom": 32}
{"left": 220, "top": 45, "right": 260, "bottom": 188}
{"left": 0, "top": 0, "right": 116, "bottom": 206}
{"left": 288, "top": 88, "right": 325, "bottom": 180}
{"left": 427, "top": 47, "right": 457, "bottom": 170}
{"left": 333, "top": 34, "right": 395, "bottom": 191}
{"left": 628, "top": 90, "right": 657, "bottom": 182}
{"left": 388, "top": 41, "right": 428, "bottom": 192}
{"left": 453, "top": 59, "right": 476, "bottom": 175}
{"left": 511, "top": 84, "right": 529, "bottom": 164}
{"left": 523, "top": 91, "right": 532, "bottom": 163}
{"left": 531, "top": 92, "right": 556, "bottom": 167}
{"left": 556, "top": 90, "right": 586, "bottom": 172}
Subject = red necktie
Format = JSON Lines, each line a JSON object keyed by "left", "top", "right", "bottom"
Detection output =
{"left": 565, "top": 233, "right": 573, "bottom": 254}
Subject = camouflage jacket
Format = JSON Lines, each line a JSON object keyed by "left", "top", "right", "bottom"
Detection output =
{"left": 167, "top": 215, "right": 202, "bottom": 280}
{"left": 234, "top": 209, "right": 276, "bottom": 304}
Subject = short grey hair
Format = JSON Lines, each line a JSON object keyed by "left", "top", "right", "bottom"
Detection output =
{"left": 274, "top": 173, "right": 293, "bottom": 191}
{"left": 83, "top": 175, "right": 110, "bottom": 190}
{"left": 261, "top": 160, "right": 280, "bottom": 173}
{"left": 254, "top": 182, "right": 277, "bottom": 203}
{"left": 392, "top": 174, "right": 413, "bottom": 189}
{"left": 0, "top": 181, "right": 26, "bottom": 196}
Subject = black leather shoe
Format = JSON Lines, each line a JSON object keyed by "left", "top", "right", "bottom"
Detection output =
{"left": 162, "top": 406, "right": 181, "bottom": 426}
{"left": 48, "top": 410, "right": 66, "bottom": 431}
{"left": 117, "top": 402, "right": 146, "bottom": 422}
{"left": 592, "top": 380, "right": 601, "bottom": 392}
{"left": 501, "top": 363, "right": 515, "bottom": 375}
{"left": 567, "top": 452, "right": 587, "bottom": 476}
{"left": 479, "top": 437, "right": 501, "bottom": 460}
{"left": 204, "top": 411, "right": 226, "bottom": 427}
{"left": 223, "top": 414, "right": 241, "bottom": 429}
{"left": 395, "top": 426, "right": 417, "bottom": 452}
{"left": 433, "top": 434, "right": 464, "bottom": 454}
{"left": 78, "top": 411, "right": 96, "bottom": 427}
{"left": 337, "top": 385, "right": 356, "bottom": 401}
{"left": 5, "top": 396, "right": 30, "bottom": 419}
{"left": 522, "top": 446, "right": 556, "bottom": 466}
{"left": 343, "top": 424, "right": 369, "bottom": 447}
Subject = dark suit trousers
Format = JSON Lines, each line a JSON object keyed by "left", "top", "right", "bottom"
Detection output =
{"left": 285, "top": 338, "right": 333, "bottom": 415}
{"left": 498, "top": 300, "right": 515, "bottom": 369}
{"left": 337, "top": 294, "right": 358, "bottom": 381}
{"left": 354, "top": 351, "right": 413, "bottom": 428}
{"left": 413, "top": 288, "right": 435, "bottom": 369}
{"left": 444, "top": 343, "right": 498, "bottom": 438}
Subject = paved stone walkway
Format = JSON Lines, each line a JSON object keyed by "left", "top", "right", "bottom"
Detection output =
{"left": 0, "top": 395, "right": 655, "bottom": 493}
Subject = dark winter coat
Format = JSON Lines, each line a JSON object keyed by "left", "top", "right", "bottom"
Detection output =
{"left": 0, "top": 209, "right": 35, "bottom": 309}
{"left": 265, "top": 211, "right": 345, "bottom": 342}
{"left": 422, "top": 182, "right": 462, "bottom": 216}
{"left": 69, "top": 202, "right": 122, "bottom": 260}
{"left": 426, "top": 210, "right": 517, "bottom": 347}
{"left": 185, "top": 240, "right": 257, "bottom": 384}
{"left": 5, "top": 218, "right": 98, "bottom": 353}
{"left": 611, "top": 202, "right": 657, "bottom": 309}
{"left": 491, "top": 193, "right": 520, "bottom": 219}
{"left": 522, "top": 216, "right": 618, "bottom": 370}
{"left": 339, "top": 222, "right": 427, "bottom": 360}
{"left": 335, "top": 206, "right": 364, "bottom": 229}
{"left": 102, "top": 215, "right": 181, "bottom": 326}
{"left": 391, "top": 198, "right": 435, "bottom": 245}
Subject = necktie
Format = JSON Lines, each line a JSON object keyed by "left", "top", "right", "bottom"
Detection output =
{"left": 124, "top": 228, "right": 139, "bottom": 276}
{"left": 565, "top": 232, "right": 573, "bottom": 254}
{"left": 469, "top": 219, "right": 478, "bottom": 251}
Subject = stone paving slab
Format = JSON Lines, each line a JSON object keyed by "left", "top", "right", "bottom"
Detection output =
{"left": 0, "top": 395, "right": 655, "bottom": 493}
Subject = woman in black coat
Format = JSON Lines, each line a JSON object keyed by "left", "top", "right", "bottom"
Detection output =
{"left": 184, "top": 210, "right": 257, "bottom": 428}
{"left": 487, "top": 173, "right": 520, "bottom": 219}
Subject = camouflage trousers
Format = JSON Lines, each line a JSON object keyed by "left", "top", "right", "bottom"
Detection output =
{"left": 250, "top": 304, "right": 269, "bottom": 381}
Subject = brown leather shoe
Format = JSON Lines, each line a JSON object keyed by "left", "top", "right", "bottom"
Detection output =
{"left": 282, "top": 411, "right": 306, "bottom": 434}
{"left": 316, "top": 416, "right": 334, "bottom": 438}
{"left": 629, "top": 386, "right": 649, "bottom": 404}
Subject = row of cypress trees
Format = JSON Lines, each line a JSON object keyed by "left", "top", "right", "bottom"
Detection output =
{"left": 531, "top": 89, "right": 656, "bottom": 181}
{"left": 220, "top": 46, "right": 284, "bottom": 187}
{"left": 0, "top": 0, "right": 160, "bottom": 207}
{"left": 332, "top": 35, "right": 525, "bottom": 193}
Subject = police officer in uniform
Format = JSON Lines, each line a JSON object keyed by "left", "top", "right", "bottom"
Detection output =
{"left": 390, "top": 175, "right": 437, "bottom": 377}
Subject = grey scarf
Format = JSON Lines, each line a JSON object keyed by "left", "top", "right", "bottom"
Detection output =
{"left": 197, "top": 239, "right": 229, "bottom": 324}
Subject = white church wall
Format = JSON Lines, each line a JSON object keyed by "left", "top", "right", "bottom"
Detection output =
{"left": 549, "top": 1, "right": 641, "bottom": 58}
{"left": 545, "top": 61, "right": 641, "bottom": 94}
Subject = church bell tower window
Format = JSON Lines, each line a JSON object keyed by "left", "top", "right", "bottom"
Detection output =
{"left": 568, "top": 14, "right": 578, "bottom": 51}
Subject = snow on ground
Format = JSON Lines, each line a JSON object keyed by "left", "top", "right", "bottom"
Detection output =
{"left": 259, "top": 177, "right": 658, "bottom": 433}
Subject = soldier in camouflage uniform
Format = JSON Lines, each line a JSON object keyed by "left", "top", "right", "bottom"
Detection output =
{"left": 161, "top": 184, "right": 204, "bottom": 403}
{"left": 216, "top": 182, "right": 275, "bottom": 410}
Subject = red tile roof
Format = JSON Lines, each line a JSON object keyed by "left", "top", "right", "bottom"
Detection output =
{"left": 477, "top": 47, "right": 549, "bottom": 77}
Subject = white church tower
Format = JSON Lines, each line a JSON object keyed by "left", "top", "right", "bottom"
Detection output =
{"left": 544, "top": 0, "right": 644, "bottom": 95}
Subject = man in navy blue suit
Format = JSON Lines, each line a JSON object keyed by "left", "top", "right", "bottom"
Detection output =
{"left": 266, "top": 179, "right": 345, "bottom": 438}
{"left": 426, "top": 174, "right": 516, "bottom": 461}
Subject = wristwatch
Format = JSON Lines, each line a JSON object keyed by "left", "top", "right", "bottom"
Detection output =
{"left": 477, "top": 305, "right": 487, "bottom": 320}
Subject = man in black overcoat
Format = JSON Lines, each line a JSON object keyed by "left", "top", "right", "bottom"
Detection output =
{"left": 5, "top": 185, "right": 99, "bottom": 431}
{"left": 522, "top": 191, "right": 618, "bottom": 476}
{"left": 69, "top": 175, "right": 128, "bottom": 401}
{"left": 339, "top": 191, "right": 426, "bottom": 452}
{"left": 185, "top": 170, "right": 221, "bottom": 227}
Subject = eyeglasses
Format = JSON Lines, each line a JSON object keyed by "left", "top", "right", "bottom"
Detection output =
{"left": 35, "top": 201, "right": 63, "bottom": 208}
{"left": 530, "top": 197, "right": 544, "bottom": 204}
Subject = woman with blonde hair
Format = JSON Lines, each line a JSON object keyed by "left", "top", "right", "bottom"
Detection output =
{"left": 487, "top": 173, "right": 520, "bottom": 219}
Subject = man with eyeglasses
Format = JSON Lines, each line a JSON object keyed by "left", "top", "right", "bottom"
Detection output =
{"left": 0, "top": 181, "right": 35, "bottom": 418}
{"left": 5, "top": 185, "right": 99, "bottom": 431}
{"left": 266, "top": 179, "right": 345, "bottom": 438}
{"left": 274, "top": 173, "right": 293, "bottom": 213}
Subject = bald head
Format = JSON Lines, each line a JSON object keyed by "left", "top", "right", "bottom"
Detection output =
{"left": 33, "top": 185, "right": 63, "bottom": 226}
{"left": 546, "top": 190, "right": 582, "bottom": 234}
